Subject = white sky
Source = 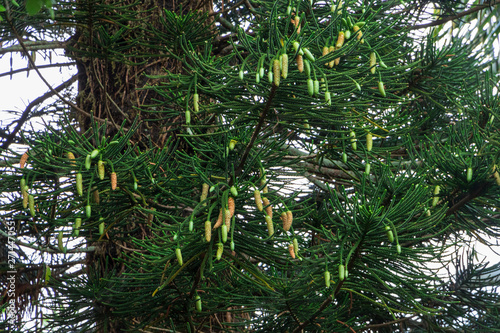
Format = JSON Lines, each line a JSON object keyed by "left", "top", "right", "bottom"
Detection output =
{"left": 0, "top": 50, "right": 76, "bottom": 132}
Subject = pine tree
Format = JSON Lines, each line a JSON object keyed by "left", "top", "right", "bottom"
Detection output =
{"left": 1, "top": 1, "right": 500, "bottom": 332}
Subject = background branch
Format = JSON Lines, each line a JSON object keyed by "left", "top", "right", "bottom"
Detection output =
{"left": 0, "top": 40, "right": 68, "bottom": 55}
{"left": 0, "top": 62, "right": 76, "bottom": 79}
{"left": 1, "top": 74, "right": 78, "bottom": 150}
{"left": 410, "top": 0, "right": 500, "bottom": 30}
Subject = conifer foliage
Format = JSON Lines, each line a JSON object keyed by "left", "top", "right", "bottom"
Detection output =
{"left": 1, "top": 0, "right": 500, "bottom": 332}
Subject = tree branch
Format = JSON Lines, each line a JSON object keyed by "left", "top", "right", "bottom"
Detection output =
{"left": 445, "top": 181, "right": 490, "bottom": 217}
{"left": 234, "top": 84, "right": 278, "bottom": 178}
{"left": 0, "top": 228, "right": 96, "bottom": 253}
{"left": 0, "top": 74, "right": 78, "bottom": 150}
{"left": 0, "top": 62, "right": 76, "bottom": 79}
{"left": 208, "top": 0, "right": 246, "bottom": 17}
{"left": 359, "top": 317, "right": 415, "bottom": 331}
{"left": 4, "top": 13, "right": 93, "bottom": 129}
{"left": 410, "top": 0, "right": 500, "bottom": 31}
{"left": 0, "top": 40, "right": 68, "bottom": 55}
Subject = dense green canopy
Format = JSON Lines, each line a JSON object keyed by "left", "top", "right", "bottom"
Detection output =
{"left": 1, "top": 0, "right": 500, "bottom": 332}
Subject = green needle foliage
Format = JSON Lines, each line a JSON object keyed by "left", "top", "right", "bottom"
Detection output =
{"left": 1, "top": 0, "right": 500, "bottom": 332}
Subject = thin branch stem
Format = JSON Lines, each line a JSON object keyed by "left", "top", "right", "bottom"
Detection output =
{"left": 0, "top": 62, "right": 76, "bottom": 79}
{"left": 446, "top": 181, "right": 490, "bottom": 216}
{"left": 208, "top": 0, "right": 246, "bottom": 17}
{"left": 1, "top": 74, "right": 78, "bottom": 150}
{"left": 4, "top": 13, "right": 92, "bottom": 126}
{"left": 410, "top": 0, "right": 500, "bottom": 30}
{"left": 360, "top": 316, "right": 413, "bottom": 331}
{"left": 234, "top": 84, "right": 278, "bottom": 178}
{"left": 0, "top": 228, "right": 96, "bottom": 253}
{"left": 292, "top": 237, "right": 364, "bottom": 333}
{"left": 0, "top": 40, "right": 68, "bottom": 55}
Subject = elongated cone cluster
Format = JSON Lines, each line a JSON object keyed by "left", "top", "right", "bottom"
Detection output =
{"left": 214, "top": 197, "right": 235, "bottom": 230}
{"left": 370, "top": 52, "right": 377, "bottom": 74}
{"left": 98, "top": 160, "right": 105, "bottom": 180}
{"left": 229, "top": 185, "right": 238, "bottom": 197}
{"left": 273, "top": 59, "right": 280, "bottom": 87}
{"left": 286, "top": 210, "right": 293, "bottom": 230}
{"left": 385, "top": 225, "right": 394, "bottom": 242}
{"left": 200, "top": 183, "right": 209, "bottom": 205}
{"left": 254, "top": 189, "right": 263, "bottom": 211}
{"left": 146, "top": 207, "right": 155, "bottom": 226}
{"left": 307, "top": 78, "right": 314, "bottom": 97}
{"left": 328, "top": 46, "right": 335, "bottom": 68}
{"left": 213, "top": 210, "right": 223, "bottom": 229}
{"left": 195, "top": 295, "right": 202, "bottom": 312}
{"left": 93, "top": 188, "right": 100, "bottom": 204}
{"left": 432, "top": 185, "right": 440, "bottom": 207}
{"left": 224, "top": 209, "right": 231, "bottom": 229}
{"left": 281, "top": 212, "right": 288, "bottom": 230}
{"left": 74, "top": 218, "right": 82, "bottom": 237}
{"left": 324, "top": 270, "right": 331, "bottom": 288}
{"left": 228, "top": 197, "right": 235, "bottom": 217}
{"left": 216, "top": 243, "right": 223, "bottom": 260}
{"left": 20, "top": 151, "right": 29, "bottom": 169}
{"left": 281, "top": 210, "right": 293, "bottom": 231}
{"left": 76, "top": 173, "right": 83, "bottom": 196}
{"left": 221, "top": 224, "right": 228, "bottom": 243}
{"left": 323, "top": 46, "right": 329, "bottom": 67}
{"left": 22, "top": 186, "right": 29, "bottom": 209}
{"left": 293, "top": 238, "right": 299, "bottom": 256}
{"left": 281, "top": 53, "right": 288, "bottom": 79}
{"left": 262, "top": 197, "right": 272, "bottom": 219}
{"left": 334, "top": 32, "right": 345, "bottom": 65}
{"left": 44, "top": 264, "right": 51, "bottom": 285}
{"left": 205, "top": 221, "right": 212, "bottom": 242}
{"left": 378, "top": 81, "right": 386, "bottom": 97}
{"left": 350, "top": 130, "right": 357, "bottom": 151}
{"left": 297, "top": 55, "right": 304, "bottom": 73}
{"left": 175, "top": 248, "right": 183, "bottom": 266}
{"left": 85, "top": 155, "right": 91, "bottom": 170}
{"left": 193, "top": 93, "right": 199, "bottom": 112}
{"left": 110, "top": 172, "right": 117, "bottom": 190}
{"left": 28, "top": 194, "right": 35, "bottom": 217}
{"left": 67, "top": 152, "right": 76, "bottom": 168}
{"left": 288, "top": 244, "right": 295, "bottom": 259}
{"left": 494, "top": 170, "right": 500, "bottom": 186}
{"left": 58, "top": 231, "right": 64, "bottom": 252}
{"left": 229, "top": 139, "right": 237, "bottom": 150}
{"left": 265, "top": 215, "right": 274, "bottom": 236}
{"left": 339, "top": 264, "right": 345, "bottom": 281}
{"left": 353, "top": 25, "right": 363, "bottom": 42}
{"left": 336, "top": 32, "right": 345, "bottom": 48}
{"left": 293, "top": 16, "right": 300, "bottom": 34}
{"left": 366, "top": 133, "right": 373, "bottom": 151}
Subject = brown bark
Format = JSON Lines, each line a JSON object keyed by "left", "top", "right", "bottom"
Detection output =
{"left": 71, "top": 0, "right": 213, "bottom": 146}
{"left": 67, "top": 1, "right": 224, "bottom": 332}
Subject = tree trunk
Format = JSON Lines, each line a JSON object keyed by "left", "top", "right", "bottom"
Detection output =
{"left": 69, "top": 1, "right": 214, "bottom": 331}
